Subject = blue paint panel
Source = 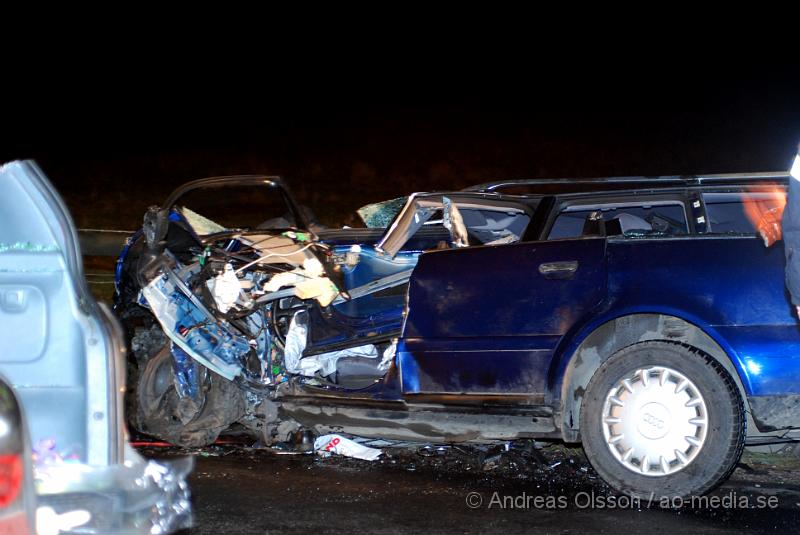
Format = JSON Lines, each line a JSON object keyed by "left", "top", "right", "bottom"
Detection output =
{"left": 335, "top": 246, "right": 419, "bottom": 291}
{"left": 602, "top": 236, "right": 800, "bottom": 397}
{"left": 400, "top": 238, "right": 607, "bottom": 395}
{"left": 332, "top": 246, "right": 417, "bottom": 319}
{"left": 399, "top": 349, "right": 552, "bottom": 393}
{"left": 398, "top": 234, "right": 800, "bottom": 402}
{"left": 605, "top": 237, "right": 795, "bottom": 327}
{"left": 713, "top": 326, "right": 800, "bottom": 395}
{"left": 306, "top": 301, "right": 405, "bottom": 351}
{"left": 114, "top": 229, "right": 142, "bottom": 290}
{"left": 404, "top": 239, "right": 605, "bottom": 339}
{"left": 402, "top": 336, "right": 562, "bottom": 353}
{"left": 405, "top": 239, "right": 607, "bottom": 339}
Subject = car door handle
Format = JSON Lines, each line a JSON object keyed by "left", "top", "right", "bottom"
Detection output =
{"left": 538, "top": 261, "right": 579, "bottom": 279}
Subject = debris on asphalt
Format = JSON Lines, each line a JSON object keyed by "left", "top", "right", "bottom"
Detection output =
{"left": 315, "top": 434, "right": 383, "bottom": 461}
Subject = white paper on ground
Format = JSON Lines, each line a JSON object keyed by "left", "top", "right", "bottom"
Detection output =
{"left": 36, "top": 507, "right": 92, "bottom": 535}
{"left": 314, "top": 434, "right": 383, "bottom": 461}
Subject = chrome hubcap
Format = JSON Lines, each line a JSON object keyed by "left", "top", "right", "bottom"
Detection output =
{"left": 601, "top": 366, "right": 708, "bottom": 477}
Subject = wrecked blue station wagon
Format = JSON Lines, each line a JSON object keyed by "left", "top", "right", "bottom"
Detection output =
{"left": 114, "top": 171, "right": 800, "bottom": 499}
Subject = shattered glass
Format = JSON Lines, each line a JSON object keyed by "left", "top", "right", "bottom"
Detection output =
{"left": 356, "top": 197, "right": 407, "bottom": 228}
{"left": 0, "top": 242, "right": 59, "bottom": 253}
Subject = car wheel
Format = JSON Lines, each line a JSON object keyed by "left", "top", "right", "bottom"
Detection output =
{"left": 580, "top": 341, "right": 746, "bottom": 499}
{"left": 134, "top": 342, "right": 246, "bottom": 447}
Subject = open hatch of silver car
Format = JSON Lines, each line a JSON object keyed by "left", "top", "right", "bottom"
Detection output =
{"left": 0, "top": 161, "right": 192, "bottom": 534}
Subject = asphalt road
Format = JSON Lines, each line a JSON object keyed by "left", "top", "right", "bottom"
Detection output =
{"left": 140, "top": 443, "right": 800, "bottom": 535}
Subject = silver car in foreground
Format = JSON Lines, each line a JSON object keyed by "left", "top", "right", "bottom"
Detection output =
{"left": 0, "top": 160, "right": 191, "bottom": 534}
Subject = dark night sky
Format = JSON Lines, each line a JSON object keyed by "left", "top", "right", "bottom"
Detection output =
{"left": 3, "top": 68, "right": 799, "bottom": 229}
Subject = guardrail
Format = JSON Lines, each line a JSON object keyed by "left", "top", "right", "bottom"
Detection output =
{"left": 79, "top": 229, "right": 133, "bottom": 300}
{"left": 78, "top": 229, "right": 133, "bottom": 257}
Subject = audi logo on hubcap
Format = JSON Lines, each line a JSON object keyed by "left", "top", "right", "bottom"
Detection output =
{"left": 641, "top": 412, "right": 666, "bottom": 429}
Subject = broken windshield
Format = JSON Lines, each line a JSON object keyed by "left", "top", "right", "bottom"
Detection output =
{"left": 357, "top": 197, "right": 407, "bottom": 228}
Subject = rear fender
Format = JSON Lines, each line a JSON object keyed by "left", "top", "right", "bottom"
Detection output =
{"left": 552, "top": 312, "right": 750, "bottom": 442}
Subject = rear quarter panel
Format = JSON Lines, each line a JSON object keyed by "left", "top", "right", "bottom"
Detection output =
{"left": 602, "top": 236, "right": 800, "bottom": 396}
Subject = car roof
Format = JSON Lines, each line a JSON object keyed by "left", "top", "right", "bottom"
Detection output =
{"left": 464, "top": 172, "right": 790, "bottom": 195}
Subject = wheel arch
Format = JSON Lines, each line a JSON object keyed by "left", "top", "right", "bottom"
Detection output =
{"left": 551, "top": 312, "right": 751, "bottom": 442}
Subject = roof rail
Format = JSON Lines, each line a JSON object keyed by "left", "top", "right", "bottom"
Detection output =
{"left": 464, "top": 172, "right": 790, "bottom": 193}
{"left": 694, "top": 171, "right": 789, "bottom": 181}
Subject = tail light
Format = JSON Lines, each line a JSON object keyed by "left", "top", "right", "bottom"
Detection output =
{"left": 0, "top": 378, "right": 34, "bottom": 535}
{"left": 0, "top": 454, "right": 23, "bottom": 508}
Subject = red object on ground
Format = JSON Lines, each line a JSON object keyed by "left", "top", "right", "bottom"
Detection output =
{"left": 131, "top": 437, "right": 246, "bottom": 448}
{"left": 129, "top": 441, "right": 174, "bottom": 447}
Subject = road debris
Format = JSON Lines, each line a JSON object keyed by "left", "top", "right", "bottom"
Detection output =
{"left": 315, "top": 434, "right": 383, "bottom": 461}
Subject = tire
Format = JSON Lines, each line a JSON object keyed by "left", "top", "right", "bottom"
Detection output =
{"left": 116, "top": 238, "right": 247, "bottom": 447}
{"left": 580, "top": 341, "right": 746, "bottom": 500}
{"left": 134, "top": 341, "right": 246, "bottom": 447}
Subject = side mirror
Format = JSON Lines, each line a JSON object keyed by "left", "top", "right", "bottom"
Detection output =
{"left": 143, "top": 206, "right": 168, "bottom": 251}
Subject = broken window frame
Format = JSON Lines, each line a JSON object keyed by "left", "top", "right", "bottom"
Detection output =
{"left": 701, "top": 186, "right": 788, "bottom": 236}
{"left": 375, "top": 193, "right": 536, "bottom": 258}
{"left": 542, "top": 191, "right": 696, "bottom": 241}
{"left": 147, "top": 176, "right": 309, "bottom": 252}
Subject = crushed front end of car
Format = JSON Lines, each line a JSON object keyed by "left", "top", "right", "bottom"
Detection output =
{"left": 117, "top": 176, "right": 404, "bottom": 446}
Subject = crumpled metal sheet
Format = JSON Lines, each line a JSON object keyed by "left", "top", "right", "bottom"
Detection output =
{"left": 283, "top": 311, "right": 379, "bottom": 377}
{"left": 141, "top": 272, "right": 246, "bottom": 381}
{"left": 263, "top": 258, "right": 339, "bottom": 307}
{"left": 170, "top": 343, "right": 200, "bottom": 400}
{"left": 283, "top": 311, "right": 309, "bottom": 376}
{"left": 442, "top": 197, "right": 469, "bottom": 248}
{"left": 34, "top": 452, "right": 193, "bottom": 534}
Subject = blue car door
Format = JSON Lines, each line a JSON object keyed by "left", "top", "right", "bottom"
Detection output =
{"left": 398, "top": 237, "right": 607, "bottom": 399}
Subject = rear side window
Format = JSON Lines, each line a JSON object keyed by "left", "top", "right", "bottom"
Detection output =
{"left": 460, "top": 208, "right": 530, "bottom": 245}
{"left": 548, "top": 202, "right": 688, "bottom": 240}
{"left": 703, "top": 191, "right": 786, "bottom": 235}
